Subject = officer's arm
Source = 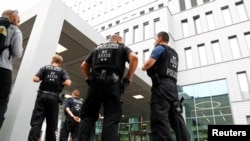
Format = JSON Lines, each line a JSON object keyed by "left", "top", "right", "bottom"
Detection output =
{"left": 141, "top": 57, "right": 156, "bottom": 71}
{"left": 127, "top": 52, "right": 138, "bottom": 82}
{"left": 81, "top": 61, "right": 91, "bottom": 79}
{"left": 33, "top": 76, "right": 40, "bottom": 83}
{"left": 65, "top": 107, "right": 75, "bottom": 118}
{"left": 63, "top": 79, "right": 72, "bottom": 87}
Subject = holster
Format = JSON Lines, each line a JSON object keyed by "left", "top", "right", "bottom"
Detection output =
{"left": 151, "top": 74, "right": 160, "bottom": 86}
{"left": 95, "top": 70, "right": 120, "bottom": 83}
{"left": 173, "top": 96, "right": 184, "bottom": 113}
{"left": 120, "top": 77, "right": 130, "bottom": 94}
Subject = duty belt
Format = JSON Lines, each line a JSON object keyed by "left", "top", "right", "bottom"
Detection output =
{"left": 93, "top": 69, "right": 120, "bottom": 83}
{"left": 38, "top": 90, "right": 59, "bottom": 97}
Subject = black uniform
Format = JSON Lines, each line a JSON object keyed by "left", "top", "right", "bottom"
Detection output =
{"left": 147, "top": 45, "right": 190, "bottom": 141}
{"left": 28, "top": 65, "right": 70, "bottom": 141}
{"left": 78, "top": 43, "right": 132, "bottom": 141}
{"left": 60, "top": 97, "right": 83, "bottom": 141}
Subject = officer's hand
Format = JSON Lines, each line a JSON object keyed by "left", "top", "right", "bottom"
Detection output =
{"left": 73, "top": 116, "right": 81, "bottom": 122}
{"left": 85, "top": 78, "right": 91, "bottom": 86}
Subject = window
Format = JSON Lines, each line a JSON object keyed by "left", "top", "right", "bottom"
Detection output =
{"left": 237, "top": 71, "right": 250, "bottom": 99}
{"left": 143, "top": 22, "right": 150, "bottom": 39}
{"left": 211, "top": 40, "right": 223, "bottom": 63}
{"left": 140, "top": 11, "right": 145, "bottom": 15}
{"left": 221, "top": 6, "right": 233, "bottom": 26}
{"left": 244, "top": 32, "right": 250, "bottom": 53}
{"left": 108, "top": 23, "right": 112, "bottom": 27}
{"left": 191, "top": 0, "right": 197, "bottom": 7}
{"left": 182, "top": 19, "right": 189, "bottom": 37}
{"left": 154, "top": 18, "right": 160, "bottom": 35}
{"left": 158, "top": 3, "right": 164, "bottom": 8}
{"left": 229, "top": 35, "right": 241, "bottom": 59}
{"left": 235, "top": 1, "right": 248, "bottom": 22}
{"left": 206, "top": 11, "right": 215, "bottom": 30}
{"left": 115, "top": 32, "right": 119, "bottom": 35}
{"left": 185, "top": 47, "right": 194, "bottom": 68}
{"left": 149, "top": 7, "right": 154, "bottom": 12}
{"left": 179, "top": 79, "right": 232, "bottom": 141}
{"left": 179, "top": 0, "right": 186, "bottom": 11}
{"left": 116, "top": 20, "right": 120, "bottom": 25}
{"left": 198, "top": 43, "right": 208, "bottom": 66}
{"left": 101, "top": 26, "right": 105, "bottom": 30}
{"left": 106, "top": 35, "right": 111, "bottom": 40}
{"left": 124, "top": 29, "right": 131, "bottom": 45}
{"left": 143, "top": 49, "right": 150, "bottom": 62}
{"left": 247, "top": 116, "right": 250, "bottom": 124}
{"left": 193, "top": 15, "right": 202, "bottom": 34}
{"left": 133, "top": 25, "right": 140, "bottom": 43}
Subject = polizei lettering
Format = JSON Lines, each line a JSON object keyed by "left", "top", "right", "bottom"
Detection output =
{"left": 212, "top": 129, "right": 247, "bottom": 136}
{"left": 166, "top": 68, "right": 177, "bottom": 79}
{"left": 96, "top": 43, "right": 119, "bottom": 50}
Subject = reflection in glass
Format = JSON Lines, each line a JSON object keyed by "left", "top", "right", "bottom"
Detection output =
{"left": 179, "top": 79, "right": 233, "bottom": 141}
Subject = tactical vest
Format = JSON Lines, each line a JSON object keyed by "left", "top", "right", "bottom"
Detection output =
{"left": 92, "top": 43, "right": 126, "bottom": 77}
{"left": 69, "top": 98, "right": 83, "bottom": 117}
{"left": 147, "top": 45, "right": 178, "bottom": 82}
{"left": 39, "top": 65, "right": 64, "bottom": 92}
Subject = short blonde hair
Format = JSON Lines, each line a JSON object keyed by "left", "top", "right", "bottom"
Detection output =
{"left": 2, "top": 9, "right": 18, "bottom": 18}
{"left": 72, "top": 90, "right": 80, "bottom": 97}
{"left": 52, "top": 54, "right": 63, "bottom": 64}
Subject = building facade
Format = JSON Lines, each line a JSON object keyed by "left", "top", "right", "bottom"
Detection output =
{"left": 61, "top": 0, "right": 250, "bottom": 140}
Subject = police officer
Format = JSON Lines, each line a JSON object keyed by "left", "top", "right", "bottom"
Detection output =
{"left": 78, "top": 34, "right": 138, "bottom": 141}
{"left": 59, "top": 89, "right": 82, "bottom": 141}
{"left": 142, "top": 31, "right": 190, "bottom": 141}
{"left": 28, "top": 54, "right": 72, "bottom": 141}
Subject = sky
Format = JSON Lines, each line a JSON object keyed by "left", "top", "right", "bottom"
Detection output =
{"left": 1, "top": 0, "right": 40, "bottom": 15}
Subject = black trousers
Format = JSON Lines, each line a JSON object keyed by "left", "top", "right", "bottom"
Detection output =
{"left": 28, "top": 92, "right": 59, "bottom": 141}
{"left": 78, "top": 77, "right": 122, "bottom": 141}
{"left": 150, "top": 78, "right": 190, "bottom": 141}
{"left": 60, "top": 118, "right": 80, "bottom": 141}
{"left": 0, "top": 68, "right": 12, "bottom": 130}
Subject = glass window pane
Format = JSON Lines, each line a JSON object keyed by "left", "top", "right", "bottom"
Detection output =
{"left": 180, "top": 79, "right": 232, "bottom": 141}
{"left": 185, "top": 47, "right": 194, "bottom": 68}
{"left": 229, "top": 36, "right": 241, "bottom": 59}
{"left": 236, "top": 1, "right": 248, "bottom": 22}
{"left": 221, "top": 6, "right": 233, "bottom": 26}
{"left": 211, "top": 41, "right": 223, "bottom": 63}
{"left": 198, "top": 44, "right": 208, "bottom": 66}
{"left": 133, "top": 25, "right": 140, "bottom": 43}
{"left": 143, "top": 22, "right": 151, "bottom": 39}
{"left": 154, "top": 18, "right": 160, "bottom": 35}
{"left": 194, "top": 16, "right": 202, "bottom": 34}
{"left": 237, "top": 72, "right": 250, "bottom": 93}
{"left": 182, "top": 19, "right": 189, "bottom": 37}
{"left": 124, "top": 29, "right": 132, "bottom": 45}
{"left": 143, "top": 49, "right": 150, "bottom": 62}
{"left": 244, "top": 32, "right": 250, "bottom": 53}
{"left": 209, "top": 80, "right": 228, "bottom": 96}
{"left": 206, "top": 11, "right": 215, "bottom": 30}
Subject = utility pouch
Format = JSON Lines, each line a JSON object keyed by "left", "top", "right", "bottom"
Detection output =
{"left": 112, "top": 73, "right": 119, "bottom": 83}
{"left": 100, "top": 70, "right": 107, "bottom": 80}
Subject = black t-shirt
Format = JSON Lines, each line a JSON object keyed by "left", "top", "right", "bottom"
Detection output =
{"left": 35, "top": 65, "right": 70, "bottom": 92}
{"left": 85, "top": 43, "right": 132, "bottom": 78}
